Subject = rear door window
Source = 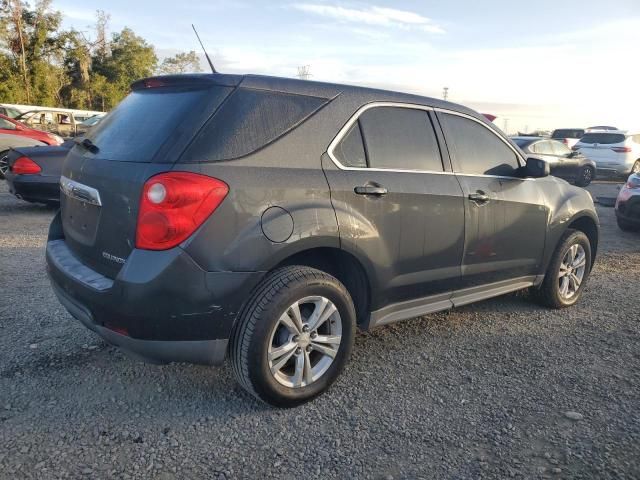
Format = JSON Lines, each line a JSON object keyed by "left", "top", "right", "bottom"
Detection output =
{"left": 579, "top": 133, "right": 626, "bottom": 145}
{"left": 85, "top": 86, "right": 231, "bottom": 162}
{"left": 357, "top": 106, "right": 443, "bottom": 171}
{"left": 551, "top": 141, "right": 571, "bottom": 156}
{"left": 333, "top": 122, "right": 367, "bottom": 168}
{"left": 439, "top": 113, "right": 521, "bottom": 176}
{"left": 533, "top": 141, "right": 554, "bottom": 155}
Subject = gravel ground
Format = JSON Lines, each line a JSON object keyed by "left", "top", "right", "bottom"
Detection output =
{"left": 1, "top": 180, "right": 639, "bottom": 480}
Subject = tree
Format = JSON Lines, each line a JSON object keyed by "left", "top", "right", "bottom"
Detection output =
{"left": 157, "top": 50, "right": 202, "bottom": 75}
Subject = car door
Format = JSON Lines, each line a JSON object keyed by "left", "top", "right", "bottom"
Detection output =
{"left": 436, "top": 110, "right": 547, "bottom": 293}
{"left": 550, "top": 140, "right": 579, "bottom": 178}
{"left": 323, "top": 104, "right": 465, "bottom": 309}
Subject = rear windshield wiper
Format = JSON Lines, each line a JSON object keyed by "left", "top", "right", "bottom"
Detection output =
{"left": 74, "top": 137, "right": 100, "bottom": 154}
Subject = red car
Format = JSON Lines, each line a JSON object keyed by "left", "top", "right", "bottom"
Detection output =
{"left": 0, "top": 114, "right": 63, "bottom": 146}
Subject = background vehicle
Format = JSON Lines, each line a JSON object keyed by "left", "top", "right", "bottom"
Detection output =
{"left": 0, "top": 133, "right": 47, "bottom": 179}
{"left": 551, "top": 128, "right": 584, "bottom": 149}
{"left": 46, "top": 74, "right": 599, "bottom": 407}
{"left": 512, "top": 136, "right": 596, "bottom": 186}
{"left": 586, "top": 126, "right": 618, "bottom": 132}
{"left": 75, "top": 114, "right": 106, "bottom": 136}
{"left": 15, "top": 110, "right": 80, "bottom": 138}
{"left": 573, "top": 130, "right": 640, "bottom": 177}
{"left": 0, "top": 105, "right": 22, "bottom": 118}
{"left": 4, "top": 145, "right": 69, "bottom": 205}
{"left": 615, "top": 173, "right": 640, "bottom": 231}
{"left": 0, "top": 114, "right": 64, "bottom": 146}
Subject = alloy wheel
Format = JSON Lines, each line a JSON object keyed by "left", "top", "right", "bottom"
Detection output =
{"left": 558, "top": 244, "right": 586, "bottom": 300}
{"left": 582, "top": 167, "right": 593, "bottom": 183}
{"left": 0, "top": 153, "right": 9, "bottom": 177}
{"left": 268, "top": 296, "right": 342, "bottom": 388}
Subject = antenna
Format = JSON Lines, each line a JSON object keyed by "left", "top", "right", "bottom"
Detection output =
{"left": 192, "top": 24, "right": 217, "bottom": 74}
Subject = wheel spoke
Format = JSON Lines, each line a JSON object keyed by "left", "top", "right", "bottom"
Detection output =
{"left": 270, "top": 345, "right": 297, "bottom": 374}
{"left": 311, "top": 342, "right": 338, "bottom": 359}
{"left": 279, "top": 311, "right": 300, "bottom": 335}
{"left": 572, "top": 252, "right": 586, "bottom": 269}
{"left": 570, "top": 273, "right": 582, "bottom": 289}
{"left": 303, "top": 350, "right": 313, "bottom": 385}
{"left": 312, "top": 334, "right": 341, "bottom": 346}
{"left": 287, "top": 301, "right": 304, "bottom": 332}
{"left": 307, "top": 298, "right": 337, "bottom": 331}
{"left": 269, "top": 341, "right": 297, "bottom": 362}
{"left": 291, "top": 352, "right": 305, "bottom": 387}
{"left": 559, "top": 276, "right": 570, "bottom": 296}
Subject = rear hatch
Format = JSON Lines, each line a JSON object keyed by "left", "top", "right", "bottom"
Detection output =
{"left": 576, "top": 132, "right": 627, "bottom": 164}
{"left": 60, "top": 76, "right": 238, "bottom": 278}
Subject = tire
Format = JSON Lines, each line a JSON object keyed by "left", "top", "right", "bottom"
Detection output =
{"left": 0, "top": 150, "right": 9, "bottom": 180}
{"left": 229, "top": 266, "right": 356, "bottom": 407}
{"left": 534, "top": 229, "right": 591, "bottom": 309}
{"left": 617, "top": 216, "right": 639, "bottom": 232}
{"left": 575, "top": 166, "right": 594, "bottom": 187}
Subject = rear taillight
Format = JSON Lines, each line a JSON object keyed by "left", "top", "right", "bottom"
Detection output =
{"left": 136, "top": 172, "right": 228, "bottom": 250}
{"left": 11, "top": 156, "right": 41, "bottom": 175}
{"left": 562, "top": 139, "right": 568, "bottom": 145}
{"left": 611, "top": 147, "right": 631, "bottom": 153}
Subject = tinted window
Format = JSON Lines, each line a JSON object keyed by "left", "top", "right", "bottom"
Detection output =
{"left": 0, "top": 118, "right": 16, "bottom": 130}
{"left": 334, "top": 122, "right": 366, "bottom": 168}
{"left": 357, "top": 107, "right": 443, "bottom": 171}
{"left": 552, "top": 129, "right": 584, "bottom": 139}
{"left": 440, "top": 113, "right": 520, "bottom": 176}
{"left": 86, "top": 86, "right": 226, "bottom": 162}
{"left": 580, "top": 133, "right": 626, "bottom": 145}
{"left": 184, "top": 88, "right": 326, "bottom": 162}
{"left": 551, "top": 141, "right": 571, "bottom": 156}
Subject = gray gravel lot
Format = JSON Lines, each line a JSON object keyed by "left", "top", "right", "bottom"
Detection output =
{"left": 1, "top": 180, "right": 639, "bottom": 479}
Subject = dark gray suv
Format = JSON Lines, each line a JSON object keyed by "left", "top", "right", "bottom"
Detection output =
{"left": 46, "top": 74, "right": 599, "bottom": 407}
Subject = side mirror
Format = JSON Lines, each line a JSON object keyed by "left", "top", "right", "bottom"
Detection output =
{"left": 523, "top": 156, "right": 550, "bottom": 178}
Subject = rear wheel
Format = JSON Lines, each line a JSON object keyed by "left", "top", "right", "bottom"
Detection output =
{"left": 230, "top": 266, "right": 356, "bottom": 407}
{"left": 0, "top": 150, "right": 9, "bottom": 179}
{"left": 575, "top": 166, "right": 594, "bottom": 187}
{"left": 535, "top": 230, "right": 591, "bottom": 309}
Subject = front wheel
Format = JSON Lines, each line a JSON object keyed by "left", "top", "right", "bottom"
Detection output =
{"left": 230, "top": 266, "right": 356, "bottom": 407}
{"left": 534, "top": 230, "right": 592, "bottom": 309}
{"left": 575, "top": 166, "right": 594, "bottom": 187}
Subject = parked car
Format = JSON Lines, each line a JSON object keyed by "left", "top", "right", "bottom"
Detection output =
{"left": 511, "top": 136, "right": 596, "bottom": 186}
{"left": 0, "top": 133, "right": 47, "bottom": 179}
{"left": 0, "top": 104, "right": 22, "bottom": 118}
{"left": 586, "top": 126, "right": 618, "bottom": 132}
{"left": 615, "top": 173, "right": 640, "bottom": 231}
{"left": 75, "top": 114, "right": 106, "bottom": 136}
{"left": 46, "top": 74, "right": 599, "bottom": 407}
{"left": 0, "top": 114, "right": 64, "bottom": 146}
{"left": 14, "top": 109, "right": 80, "bottom": 138}
{"left": 4, "top": 144, "right": 71, "bottom": 204}
{"left": 573, "top": 130, "right": 640, "bottom": 177}
{"left": 550, "top": 128, "right": 585, "bottom": 149}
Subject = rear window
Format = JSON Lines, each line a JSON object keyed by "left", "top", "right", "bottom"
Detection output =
{"left": 580, "top": 133, "right": 626, "bottom": 145}
{"left": 85, "top": 86, "right": 231, "bottom": 162}
{"left": 552, "top": 129, "right": 584, "bottom": 139}
{"left": 182, "top": 88, "right": 327, "bottom": 162}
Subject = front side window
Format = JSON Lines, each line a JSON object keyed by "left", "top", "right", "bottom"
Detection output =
{"left": 440, "top": 113, "right": 520, "bottom": 176}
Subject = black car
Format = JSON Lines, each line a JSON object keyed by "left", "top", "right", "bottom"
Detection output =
{"left": 511, "top": 136, "right": 596, "bottom": 186}
{"left": 615, "top": 173, "right": 640, "bottom": 231}
{"left": 46, "top": 74, "right": 599, "bottom": 407}
{"left": 4, "top": 143, "right": 71, "bottom": 205}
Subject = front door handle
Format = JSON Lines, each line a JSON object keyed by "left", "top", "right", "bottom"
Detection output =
{"left": 354, "top": 185, "right": 388, "bottom": 196}
{"left": 468, "top": 191, "right": 490, "bottom": 204}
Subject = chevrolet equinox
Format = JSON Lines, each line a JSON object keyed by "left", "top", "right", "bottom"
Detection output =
{"left": 46, "top": 74, "right": 599, "bottom": 407}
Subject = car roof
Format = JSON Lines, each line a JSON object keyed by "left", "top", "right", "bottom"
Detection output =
{"left": 133, "top": 73, "right": 486, "bottom": 122}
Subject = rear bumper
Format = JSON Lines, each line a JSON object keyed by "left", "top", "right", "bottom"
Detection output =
{"left": 616, "top": 196, "right": 640, "bottom": 225}
{"left": 5, "top": 173, "right": 60, "bottom": 203}
{"left": 46, "top": 211, "right": 264, "bottom": 365}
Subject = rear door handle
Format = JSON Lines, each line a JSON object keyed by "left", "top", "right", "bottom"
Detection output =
{"left": 354, "top": 185, "right": 388, "bottom": 196}
{"left": 468, "top": 191, "right": 490, "bottom": 204}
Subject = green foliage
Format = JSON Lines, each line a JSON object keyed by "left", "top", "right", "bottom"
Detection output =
{"left": 158, "top": 50, "right": 202, "bottom": 75}
{"left": 0, "top": 1, "right": 166, "bottom": 111}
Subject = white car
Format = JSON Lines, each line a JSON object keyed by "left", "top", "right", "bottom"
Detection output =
{"left": 573, "top": 130, "right": 640, "bottom": 177}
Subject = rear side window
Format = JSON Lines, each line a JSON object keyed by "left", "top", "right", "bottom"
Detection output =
{"left": 358, "top": 106, "right": 443, "bottom": 171}
{"left": 183, "top": 88, "right": 326, "bottom": 162}
{"left": 333, "top": 123, "right": 367, "bottom": 168}
{"left": 86, "top": 86, "right": 229, "bottom": 162}
{"left": 551, "top": 141, "right": 571, "bottom": 156}
{"left": 533, "top": 141, "right": 554, "bottom": 155}
{"left": 580, "top": 133, "right": 626, "bottom": 144}
{"left": 440, "top": 113, "right": 520, "bottom": 176}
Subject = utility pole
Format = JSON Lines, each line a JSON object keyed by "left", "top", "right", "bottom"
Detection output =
{"left": 503, "top": 118, "right": 510, "bottom": 134}
{"left": 442, "top": 87, "right": 449, "bottom": 101}
{"left": 297, "top": 65, "right": 311, "bottom": 80}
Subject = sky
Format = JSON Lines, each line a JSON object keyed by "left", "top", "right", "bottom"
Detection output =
{"left": 54, "top": 0, "right": 640, "bottom": 133}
